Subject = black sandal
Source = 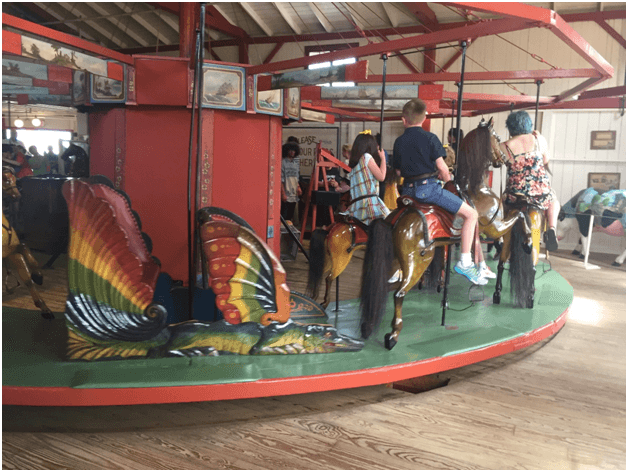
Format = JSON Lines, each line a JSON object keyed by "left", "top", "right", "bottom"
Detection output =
{"left": 545, "top": 228, "right": 558, "bottom": 252}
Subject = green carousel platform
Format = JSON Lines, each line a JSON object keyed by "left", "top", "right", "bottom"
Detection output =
{"left": 2, "top": 262, "right": 571, "bottom": 407}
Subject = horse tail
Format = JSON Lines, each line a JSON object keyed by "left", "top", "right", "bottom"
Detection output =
{"left": 306, "top": 229, "right": 328, "bottom": 299}
{"left": 509, "top": 214, "right": 534, "bottom": 308}
{"left": 359, "top": 218, "right": 393, "bottom": 339}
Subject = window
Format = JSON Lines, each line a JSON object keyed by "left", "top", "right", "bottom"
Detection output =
{"left": 306, "top": 44, "right": 357, "bottom": 87}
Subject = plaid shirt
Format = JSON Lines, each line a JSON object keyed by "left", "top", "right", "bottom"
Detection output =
{"left": 347, "top": 153, "right": 390, "bottom": 224}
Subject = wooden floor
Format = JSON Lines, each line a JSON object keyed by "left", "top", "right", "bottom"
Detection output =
{"left": 2, "top": 248, "right": 626, "bottom": 469}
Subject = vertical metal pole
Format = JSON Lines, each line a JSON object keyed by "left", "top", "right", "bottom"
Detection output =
{"left": 534, "top": 80, "right": 542, "bottom": 130}
{"left": 379, "top": 53, "right": 388, "bottom": 142}
{"left": 583, "top": 213, "right": 594, "bottom": 267}
{"left": 187, "top": 4, "right": 205, "bottom": 320}
{"left": 442, "top": 40, "right": 467, "bottom": 326}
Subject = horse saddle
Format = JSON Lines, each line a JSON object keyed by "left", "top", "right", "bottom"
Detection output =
{"left": 332, "top": 215, "right": 369, "bottom": 249}
{"left": 392, "top": 182, "right": 463, "bottom": 246}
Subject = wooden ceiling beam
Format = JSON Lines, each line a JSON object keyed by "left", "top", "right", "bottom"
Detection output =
{"left": 274, "top": 2, "right": 302, "bottom": 35}
{"left": 308, "top": 3, "right": 333, "bottom": 33}
{"left": 240, "top": 2, "right": 274, "bottom": 37}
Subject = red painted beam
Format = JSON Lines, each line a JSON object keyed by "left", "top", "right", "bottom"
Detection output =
{"left": 440, "top": 45, "right": 466, "bottom": 72}
{"left": 248, "top": 17, "right": 532, "bottom": 74}
{"left": 263, "top": 42, "right": 284, "bottom": 64}
{"left": 553, "top": 77, "right": 610, "bottom": 103}
{"left": 206, "top": 5, "right": 251, "bottom": 40}
{"left": 361, "top": 68, "right": 600, "bottom": 83}
{"left": 405, "top": 2, "right": 439, "bottom": 27}
{"left": 542, "top": 96, "right": 624, "bottom": 109}
{"left": 561, "top": 10, "right": 626, "bottom": 22}
{"left": 595, "top": 19, "right": 626, "bottom": 49}
{"left": 203, "top": 10, "right": 624, "bottom": 48}
{"left": 2, "top": 13, "right": 134, "bottom": 65}
{"left": 446, "top": 3, "right": 614, "bottom": 80}
{"left": 578, "top": 85, "right": 626, "bottom": 100}
{"left": 445, "top": 2, "right": 555, "bottom": 23}
{"left": 441, "top": 90, "right": 554, "bottom": 104}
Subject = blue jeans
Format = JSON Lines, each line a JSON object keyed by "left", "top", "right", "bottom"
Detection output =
{"left": 401, "top": 179, "right": 463, "bottom": 214}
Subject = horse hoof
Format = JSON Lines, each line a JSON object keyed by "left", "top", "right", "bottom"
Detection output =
{"left": 384, "top": 334, "right": 397, "bottom": 351}
{"left": 579, "top": 254, "right": 585, "bottom": 260}
{"left": 31, "top": 272, "right": 43, "bottom": 285}
{"left": 41, "top": 311, "right": 55, "bottom": 320}
{"left": 612, "top": 262, "right": 621, "bottom": 267}
{"left": 493, "top": 292, "right": 501, "bottom": 304}
{"left": 571, "top": 250, "right": 580, "bottom": 256}
{"left": 526, "top": 298, "right": 534, "bottom": 309}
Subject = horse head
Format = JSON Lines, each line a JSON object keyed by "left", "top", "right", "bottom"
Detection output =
{"left": 455, "top": 117, "right": 504, "bottom": 194}
{"left": 2, "top": 166, "right": 20, "bottom": 200}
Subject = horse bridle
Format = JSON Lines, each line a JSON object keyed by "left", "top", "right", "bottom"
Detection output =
{"left": 477, "top": 118, "right": 506, "bottom": 168}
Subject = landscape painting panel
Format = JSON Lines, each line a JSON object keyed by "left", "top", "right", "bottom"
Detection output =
{"left": 202, "top": 65, "right": 245, "bottom": 110}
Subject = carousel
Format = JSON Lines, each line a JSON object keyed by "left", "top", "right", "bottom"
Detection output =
{"left": 4, "top": 3, "right": 619, "bottom": 407}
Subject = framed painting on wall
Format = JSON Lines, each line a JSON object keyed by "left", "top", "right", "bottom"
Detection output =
{"left": 90, "top": 73, "right": 126, "bottom": 103}
{"left": 587, "top": 172, "right": 621, "bottom": 191}
{"left": 201, "top": 64, "right": 245, "bottom": 111}
{"left": 285, "top": 87, "right": 300, "bottom": 120}
{"left": 72, "top": 69, "right": 88, "bottom": 106}
{"left": 254, "top": 75, "right": 283, "bottom": 116}
{"left": 590, "top": 131, "right": 616, "bottom": 150}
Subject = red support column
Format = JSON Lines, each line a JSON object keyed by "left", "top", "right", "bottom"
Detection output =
{"left": 239, "top": 40, "right": 249, "bottom": 64}
{"left": 179, "top": 3, "right": 197, "bottom": 59}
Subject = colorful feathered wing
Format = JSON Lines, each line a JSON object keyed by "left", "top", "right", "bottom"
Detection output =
{"left": 62, "top": 179, "right": 167, "bottom": 360}
{"left": 198, "top": 208, "right": 291, "bottom": 326}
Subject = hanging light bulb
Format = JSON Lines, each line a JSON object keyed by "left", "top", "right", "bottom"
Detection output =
{"left": 14, "top": 119, "right": 24, "bottom": 128}
{"left": 31, "top": 118, "right": 42, "bottom": 127}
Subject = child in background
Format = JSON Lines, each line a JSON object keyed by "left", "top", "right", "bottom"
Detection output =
{"left": 345, "top": 130, "right": 389, "bottom": 225}
{"left": 280, "top": 140, "right": 302, "bottom": 221}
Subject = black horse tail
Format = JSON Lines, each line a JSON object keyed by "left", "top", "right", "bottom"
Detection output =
{"left": 509, "top": 214, "right": 534, "bottom": 308}
{"left": 359, "top": 218, "right": 393, "bottom": 339}
{"left": 306, "top": 229, "right": 328, "bottom": 299}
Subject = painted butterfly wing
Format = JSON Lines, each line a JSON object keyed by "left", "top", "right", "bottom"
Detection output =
{"left": 198, "top": 208, "right": 290, "bottom": 326}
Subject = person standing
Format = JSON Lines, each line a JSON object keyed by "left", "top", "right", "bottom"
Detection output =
{"left": 28, "top": 145, "right": 48, "bottom": 176}
{"left": 44, "top": 145, "right": 59, "bottom": 174}
{"left": 281, "top": 140, "right": 302, "bottom": 221}
{"left": 392, "top": 98, "right": 487, "bottom": 285}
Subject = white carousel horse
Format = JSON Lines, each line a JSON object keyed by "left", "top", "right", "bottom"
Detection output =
{"left": 556, "top": 188, "right": 626, "bottom": 266}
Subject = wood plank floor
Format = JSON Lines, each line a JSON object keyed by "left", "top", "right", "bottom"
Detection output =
{"left": 3, "top": 248, "right": 626, "bottom": 469}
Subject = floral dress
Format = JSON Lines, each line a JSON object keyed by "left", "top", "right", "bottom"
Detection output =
{"left": 346, "top": 153, "right": 390, "bottom": 224}
{"left": 504, "top": 132, "right": 556, "bottom": 210}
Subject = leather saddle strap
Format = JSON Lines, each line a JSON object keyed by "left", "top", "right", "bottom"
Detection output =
{"left": 348, "top": 194, "right": 378, "bottom": 206}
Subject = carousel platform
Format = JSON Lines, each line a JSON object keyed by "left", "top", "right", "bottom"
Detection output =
{"left": 2, "top": 262, "right": 571, "bottom": 407}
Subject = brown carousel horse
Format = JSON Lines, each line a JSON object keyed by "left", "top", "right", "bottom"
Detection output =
{"left": 306, "top": 162, "right": 401, "bottom": 309}
{"left": 359, "top": 118, "right": 534, "bottom": 350}
{"left": 2, "top": 167, "right": 53, "bottom": 319}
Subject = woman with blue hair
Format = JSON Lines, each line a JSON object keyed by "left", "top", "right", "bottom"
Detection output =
{"left": 499, "top": 110, "right": 560, "bottom": 251}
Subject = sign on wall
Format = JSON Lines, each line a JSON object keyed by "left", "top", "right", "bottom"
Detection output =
{"left": 282, "top": 126, "right": 338, "bottom": 177}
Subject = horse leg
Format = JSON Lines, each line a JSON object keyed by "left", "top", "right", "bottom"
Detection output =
{"left": 3, "top": 258, "right": 20, "bottom": 293}
{"left": 574, "top": 236, "right": 583, "bottom": 257}
{"left": 493, "top": 230, "right": 512, "bottom": 305}
{"left": 16, "top": 243, "right": 44, "bottom": 285}
{"left": 386, "top": 252, "right": 432, "bottom": 350}
{"left": 7, "top": 253, "right": 54, "bottom": 319}
{"left": 321, "top": 239, "right": 357, "bottom": 309}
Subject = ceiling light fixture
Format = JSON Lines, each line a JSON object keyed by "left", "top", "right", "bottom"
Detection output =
{"left": 31, "top": 118, "right": 42, "bottom": 127}
{"left": 14, "top": 119, "right": 24, "bottom": 128}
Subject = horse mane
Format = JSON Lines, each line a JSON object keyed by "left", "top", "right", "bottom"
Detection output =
{"left": 454, "top": 126, "right": 492, "bottom": 195}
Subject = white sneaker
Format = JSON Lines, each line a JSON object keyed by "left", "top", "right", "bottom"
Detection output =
{"left": 478, "top": 265, "right": 496, "bottom": 279}
{"left": 454, "top": 261, "right": 488, "bottom": 285}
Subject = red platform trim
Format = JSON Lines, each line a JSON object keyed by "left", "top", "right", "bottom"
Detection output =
{"left": 2, "top": 309, "right": 567, "bottom": 406}
{"left": 2, "top": 29, "right": 21, "bottom": 55}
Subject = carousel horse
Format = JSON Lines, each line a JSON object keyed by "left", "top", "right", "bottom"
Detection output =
{"left": 556, "top": 187, "right": 626, "bottom": 266}
{"left": 359, "top": 118, "right": 533, "bottom": 350}
{"left": 2, "top": 167, "right": 53, "bottom": 319}
{"left": 307, "top": 165, "right": 400, "bottom": 309}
